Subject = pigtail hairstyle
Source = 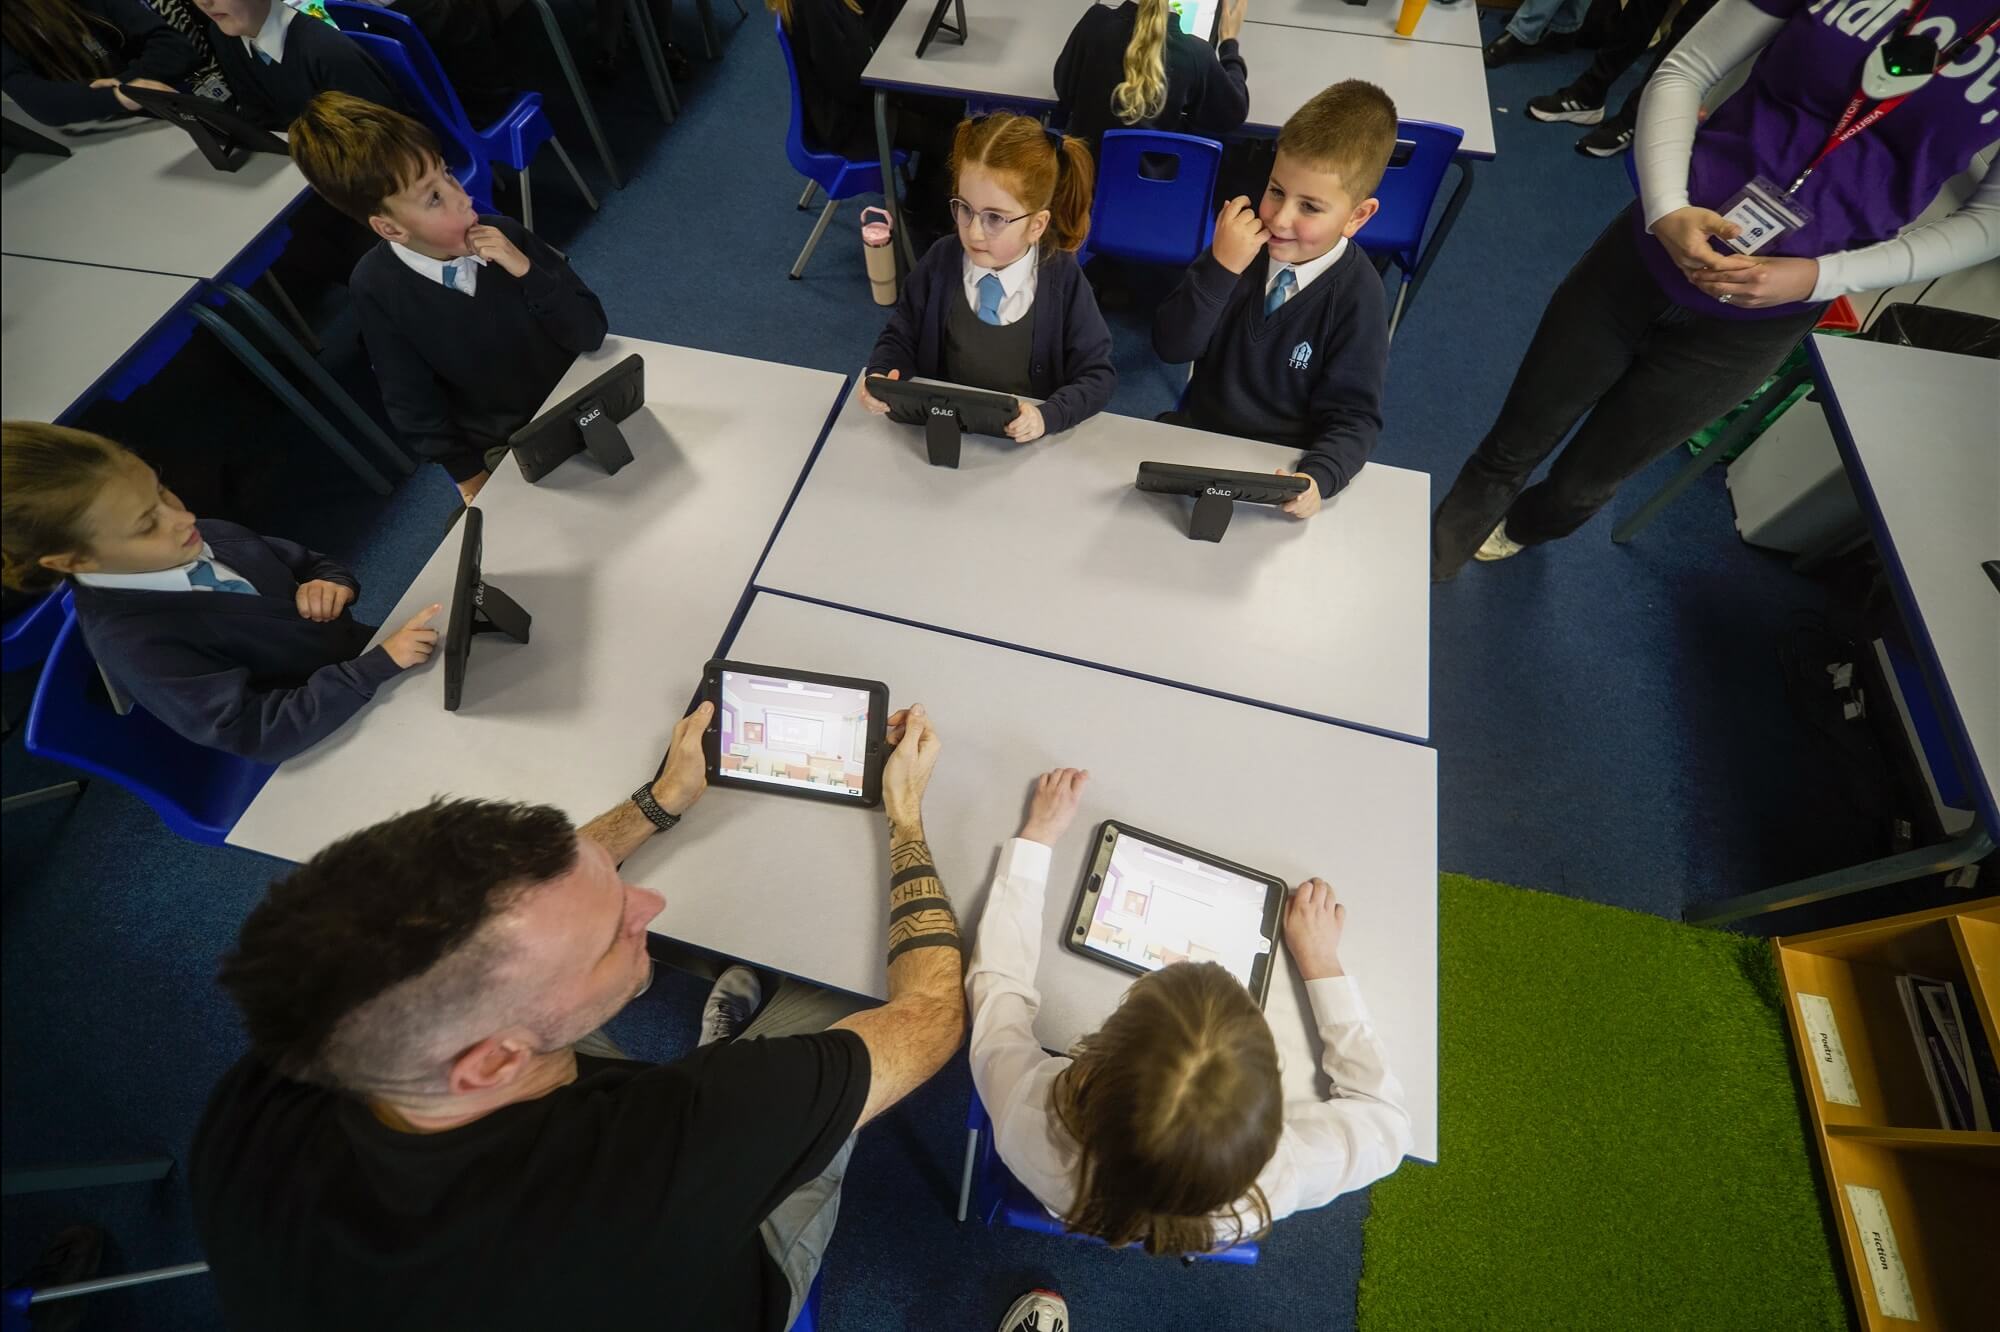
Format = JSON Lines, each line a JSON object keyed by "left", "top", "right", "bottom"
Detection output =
{"left": 951, "top": 112, "right": 1097, "bottom": 254}
{"left": 1111, "top": 0, "right": 1170, "bottom": 125}
{"left": 1, "top": 0, "right": 120, "bottom": 84}
{"left": 1, "top": 422, "right": 134, "bottom": 593}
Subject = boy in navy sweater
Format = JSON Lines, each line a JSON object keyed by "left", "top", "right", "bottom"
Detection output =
{"left": 193, "top": 0, "right": 401, "bottom": 127}
{"left": 291, "top": 92, "right": 608, "bottom": 502}
{"left": 1152, "top": 80, "right": 1397, "bottom": 518}
{"left": 1, "top": 423, "right": 440, "bottom": 765}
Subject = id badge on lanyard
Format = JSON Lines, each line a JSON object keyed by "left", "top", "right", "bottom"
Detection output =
{"left": 1720, "top": 176, "right": 1813, "bottom": 255}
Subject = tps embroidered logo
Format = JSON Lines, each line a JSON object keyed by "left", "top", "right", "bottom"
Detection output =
{"left": 1289, "top": 341, "right": 1313, "bottom": 371}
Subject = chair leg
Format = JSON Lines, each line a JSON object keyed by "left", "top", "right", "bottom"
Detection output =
{"left": 627, "top": 0, "right": 679, "bottom": 122}
{"left": 188, "top": 305, "right": 394, "bottom": 496}
{"left": 1387, "top": 275, "right": 1410, "bottom": 342}
{"left": 790, "top": 198, "right": 840, "bottom": 279}
{"left": 797, "top": 180, "right": 818, "bottom": 211}
{"left": 693, "top": 0, "right": 720, "bottom": 58}
{"left": 955, "top": 1126, "right": 979, "bottom": 1223}
{"left": 258, "top": 273, "right": 319, "bottom": 354}
{"left": 731, "top": 0, "right": 747, "bottom": 17}
{"left": 519, "top": 164, "right": 534, "bottom": 233}
{"left": 526, "top": 0, "right": 623, "bottom": 189}
{"left": 549, "top": 136, "right": 601, "bottom": 212}
{"left": 0, "top": 781, "right": 84, "bottom": 815}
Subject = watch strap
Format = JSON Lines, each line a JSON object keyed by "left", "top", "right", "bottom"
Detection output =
{"left": 630, "top": 783, "right": 681, "bottom": 831}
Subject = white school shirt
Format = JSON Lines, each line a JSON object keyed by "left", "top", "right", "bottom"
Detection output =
{"left": 390, "top": 241, "right": 488, "bottom": 296}
{"left": 965, "top": 837, "right": 1414, "bottom": 1242}
{"left": 961, "top": 246, "right": 1039, "bottom": 326}
{"left": 73, "top": 545, "right": 250, "bottom": 592}
{"left": 1263, "top": 236, "right": 1348, "bottom": 304}
{"left": 246, "top": 0, "right": 297, "bottom": 63}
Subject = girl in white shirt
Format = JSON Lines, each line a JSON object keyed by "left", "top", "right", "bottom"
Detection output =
{"left": 966, "top": 767, "right": 1413, "bottom": 1255}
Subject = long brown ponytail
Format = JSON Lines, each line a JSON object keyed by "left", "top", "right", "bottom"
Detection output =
{"left": 1, "top": 0, "right": 121, "bottom": 84}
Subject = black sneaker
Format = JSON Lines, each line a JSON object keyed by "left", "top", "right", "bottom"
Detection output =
{"left": 1482, "top": 32, "right": 1531, "bottom": 67}
{"left": 1576, "top": 120, "right": 1635, "bottom": 157}
{"left": 1528, "top": 85, "right": 1606, "bottom": 124}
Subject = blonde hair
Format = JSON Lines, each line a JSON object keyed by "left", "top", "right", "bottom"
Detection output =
{"left": 1, "top": 423, "right": 136, "bottom": 592}
{"left": 952, "top": 113, "right": 1097, "bottom": 254}
{"left": 1277, "top": 80, "right": 1399, "bottom": 201}
{"left": 1111, "top": 0, "right": 1170, "bottom": 126}
{"left": 764, "top": 0, "right": 862, "bottom": 26}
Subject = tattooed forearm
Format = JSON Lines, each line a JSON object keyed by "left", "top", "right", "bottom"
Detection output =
{"left": 886, "top": 833, "right": 961, "bottom": 962}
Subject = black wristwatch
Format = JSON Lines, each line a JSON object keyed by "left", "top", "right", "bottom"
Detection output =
{"left": 630, "top": 783, "right": 681, "bottom": 832}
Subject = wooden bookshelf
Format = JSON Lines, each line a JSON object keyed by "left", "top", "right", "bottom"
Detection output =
{"left": 1775, "top": 898, "right": 2000, "bottom": 1329}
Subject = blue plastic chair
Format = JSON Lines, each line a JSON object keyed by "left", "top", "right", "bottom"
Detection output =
{"left": 23, "top": 608, "right": 273, "bottom": 844}
{"left": 775, "top": 13, "right": 908, "bottom": 279}
{"left": 957, "top": 1091, "right": 1261, "bottom": 1265}
{"left": 1078, "top": 129, "right": 1224, "bottom": 269}
{"left": 1354, "top": 119, "right": 1471, "bottom": 339}
{"left": 327, "top": 0, "right": 598, "bottom": 231}
{"left": 1, "top": 590, "right": 70, "bottom": 675}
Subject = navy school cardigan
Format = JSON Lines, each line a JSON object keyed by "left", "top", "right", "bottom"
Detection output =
{"left": 70, "top": 519, "right": 402, "bottom": 764}
{"left": 864, "top": 237, "right": 1117, "bottom": 436}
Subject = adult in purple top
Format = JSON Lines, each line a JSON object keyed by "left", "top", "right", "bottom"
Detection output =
{"left": 1432, "top": 0, "right": 2000, "bottom": 581}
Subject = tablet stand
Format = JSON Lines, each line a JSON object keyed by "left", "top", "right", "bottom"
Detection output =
{"left": 924, "top": 403, "right": 963, "bottom": 469}
{"left": 1189, "top": 490, "right": 1235, "bottom": 542}
{"left": 183, "top": 119, "right": 254, "bottom": 173}
{"left": 915, "top": 0, "right": 967, "bottom": 57}
{"left": 470, "top": 580, "right": 533, "bottom": 644}
{"left": 574, "top": 396, "right": 635, "bottom": 474}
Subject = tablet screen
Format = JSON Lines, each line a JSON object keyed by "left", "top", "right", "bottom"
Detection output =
{"left": 1081, "top": 830, "right": 1273, "bottom": 988}
{"left": 716, "top": 669, "right": 876, "bottom": 799}
{"left": 1169, "top": 0, "right": 1221, "bottom": 41}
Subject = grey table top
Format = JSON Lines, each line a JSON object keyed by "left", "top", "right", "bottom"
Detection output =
{"left": 644, "top": 591, "right": 1441, "bottom": 1160}
{"left": 1246, "top": 0, "right": 1482, "bottom": 48}
{"left": 1, "top": 254, "right": 196, "bottom": 421}
{"left": 757, "top": 378, "right": 1432, "bottom": 740}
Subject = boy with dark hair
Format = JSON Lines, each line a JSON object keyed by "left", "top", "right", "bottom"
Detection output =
{"left": 290, "top": 91, "right": 608, "bottom": 501}
{"left": 1152, "top": 79, "right": 1398, "bottom": 519}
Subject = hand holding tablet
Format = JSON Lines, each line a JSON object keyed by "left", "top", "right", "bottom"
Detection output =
{"left": 702, "top": 660, "right": 891, "bottom": 807}
{"left": 1283, "top": 878, "right": 1346, "bottom": 981}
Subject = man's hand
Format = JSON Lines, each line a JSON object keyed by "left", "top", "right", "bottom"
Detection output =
{"left": 1279, "top": 469, "right": 1321, "bottom": 518}
{"left": 456, "top": 470, "right": 490, "bottom": 505}
{"left": 651, "top": 701, "right": 712, "bottom": 816}
{"left": 1211, "top": 197, "right": 1271, "bottom": 274}
{"left": 1019, "top": 767, "right": 1088, "bottom": 846}
{"left": 1005, "top": 401, "right": 1046, "bottom": 443}
{"left": 1686, "top": 255, "right": 1819, "bottom": 309}
{"left": 295, "top": 579, "right": 356, "bottom": 622}
{"left": 466, "top": 224, "right": 531, "bottom": 279}
{"left": 382, "top": 604, "right": 443, "bottom": 669}
{"left": 857, "top": 369, "right": 900, "bottom": 415}
{"left": 882, "top": 704, "right": 942, "bottom": 833}
{"left": 1283, "top": 878, "right": 1345, "bottom": 981}
{"left": 1651, "top": 206, "right": 1751, "bottom": 273}
{"left": 1219, "top": 0, "right": 1249, "bottom": 42}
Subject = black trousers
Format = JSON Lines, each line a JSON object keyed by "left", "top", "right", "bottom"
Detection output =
{"left": 1430, "top": 208, "right": 1823, "bottom": 581}
{"left": 1576, "top": 0, "right": 1717, "bottom": 126}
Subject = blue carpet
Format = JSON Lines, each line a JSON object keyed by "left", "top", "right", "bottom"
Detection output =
{"left": 1, "top": 8, "right": 1918, "bottom": 1329}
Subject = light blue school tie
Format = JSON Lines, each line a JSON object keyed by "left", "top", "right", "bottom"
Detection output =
{"left": 188, "top": 560, "right": 255, "bottom": 595}
{"left": 976, "top": 272, "right": 1005, "bottom": 326}
{"left": 1264, "top": 266, "right": 1296, "bottom": 316}
{"left": 254, "top": 45, "right": 275, "bottom": 65}
{"left": 441, "top": 260, "right": 471, "bottom": 294}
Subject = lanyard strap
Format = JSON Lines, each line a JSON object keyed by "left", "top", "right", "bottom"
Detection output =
{"left": 1788, "top": 3, "right": 2000, "bottom": 193}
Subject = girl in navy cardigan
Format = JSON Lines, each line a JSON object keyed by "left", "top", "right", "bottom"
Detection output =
{"left": 858, "top": 112, "right": 1117, "bottom": 442}
{"left": 1, "top": 423, "right": 441, "bottom": 764}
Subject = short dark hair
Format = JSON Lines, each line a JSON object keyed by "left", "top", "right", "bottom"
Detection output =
{"left": 219, "top": 799, "right": 579, "bottom": 1088}
{"left": 1277, "top": 79, "right": 1399, "bottom": 201}
{"left": 288, "top": 91, "right": 445, "bottom": 224}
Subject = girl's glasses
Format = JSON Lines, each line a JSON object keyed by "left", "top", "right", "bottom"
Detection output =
{"left": 949, "top": 198, "right": 1033, "bottom": 235}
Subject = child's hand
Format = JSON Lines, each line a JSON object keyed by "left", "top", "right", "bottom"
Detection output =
{"left": 1283, "top": 878, "right": 1345, "bottom": 981}
{"left": 857, "top": 369, "right": 900, "bottom": 414}
{"left": 295, "top": 579, "right": 356, "bottom": 622}
{"left": 1005, "top": 401, "right": 1046, "bottom": 443}
{"left": 1019, "top": 767, "right": 1088, "bottom": 846}
{"left": 1279, "top": 469, "right": 1321, "bottom": 518}
{"left": 1211, "top": 197, "right": 1270, "bottom": 274}
{"left": 383, "top": 604, "right": 443, "bottom": 670}
{"left": 457, "top": 470, "right": 490, "bottom": 505}
{"left": 466, "top": 224, "right": 531, "bottom": 279}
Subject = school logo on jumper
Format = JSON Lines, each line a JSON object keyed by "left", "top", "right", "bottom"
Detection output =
{"left": 1289, "top": 341, "right": 1313, "bottom": 371}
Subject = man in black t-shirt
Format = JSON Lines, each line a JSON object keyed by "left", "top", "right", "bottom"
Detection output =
{"left": 189, "top": 701, "right": 965, "bottom": 1331}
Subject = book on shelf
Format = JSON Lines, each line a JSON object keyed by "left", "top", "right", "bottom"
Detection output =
{"left": 1895, "top": 973, "right": 1996, "bottom": 1131}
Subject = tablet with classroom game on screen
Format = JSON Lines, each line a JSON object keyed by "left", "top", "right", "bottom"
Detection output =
{"left": 702, "top": 660, "right": 890, "bottom": 808}
{"left": 1169, "top": 0, "right": 1222, "bottom": 41}
{"left": 1066, "top": 821, "right": 1284, "bottom": 1006}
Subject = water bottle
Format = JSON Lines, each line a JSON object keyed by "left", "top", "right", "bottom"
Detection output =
{"left": 861, "top": 206, "right": 898, "bottom": 306}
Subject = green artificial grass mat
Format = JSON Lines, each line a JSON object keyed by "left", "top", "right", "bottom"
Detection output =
{"left": 1357, "top": 875, "right": 1847, "bottom": 1331}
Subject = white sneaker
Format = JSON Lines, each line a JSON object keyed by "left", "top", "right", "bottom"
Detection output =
{"left": 1474, "top": 522, "right": 1524, "bottom": 562}
{"left": 698, "top": 966, "right": 763, "bottom": 1046}
{"left": 998, "top": 1290, "right": 1069, "bottom": 1332}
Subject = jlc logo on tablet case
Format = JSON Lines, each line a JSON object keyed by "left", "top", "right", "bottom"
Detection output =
{"left": 1289, "top": 341, "right": 1313, "bottom": 370}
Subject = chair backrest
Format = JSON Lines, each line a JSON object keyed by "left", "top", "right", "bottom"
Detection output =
{"left": 23, "top": 611, "right": 273, "bottom": 844}
{"left": 964, "top": 1092, "right": 1261, "bottom": 1264}
{"left": 1089, "top": 130, "right": 1224, "bottom": 267}
{"left": 1358, "top": 119, "right": 1465, "bottom": 266}
{"left": 773, "top": 14, "right": 827, "bottom": 177}
{"left": 324, "top": 0, "right": 491, "bottom": 208}
{"left": 1, "top": 589, "right": 68, "bottom": 674}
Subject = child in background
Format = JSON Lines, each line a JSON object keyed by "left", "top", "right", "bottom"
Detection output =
{"left": 966, "top": 768, "right": 1412, "bottom": 1256}
{"left": 858, "top": 112, "right": 1116, "bottom": 443}
{"left": 290, "top": 92, "right": 609, "bottom": 502}
{"left": 1053, "top": 0, "right": 1250, "bottom": 157}
{"left": 1152, "top": 80, "right": 1397, "bottom": 518}
{"left": 1, "top": 0, "right": 201, "bottom": 124}
{"left": 191, "top": 0, "right": 401, "bottom": 127}
{"left": 0, "top": 423, "right": 440, "bottom": 764}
